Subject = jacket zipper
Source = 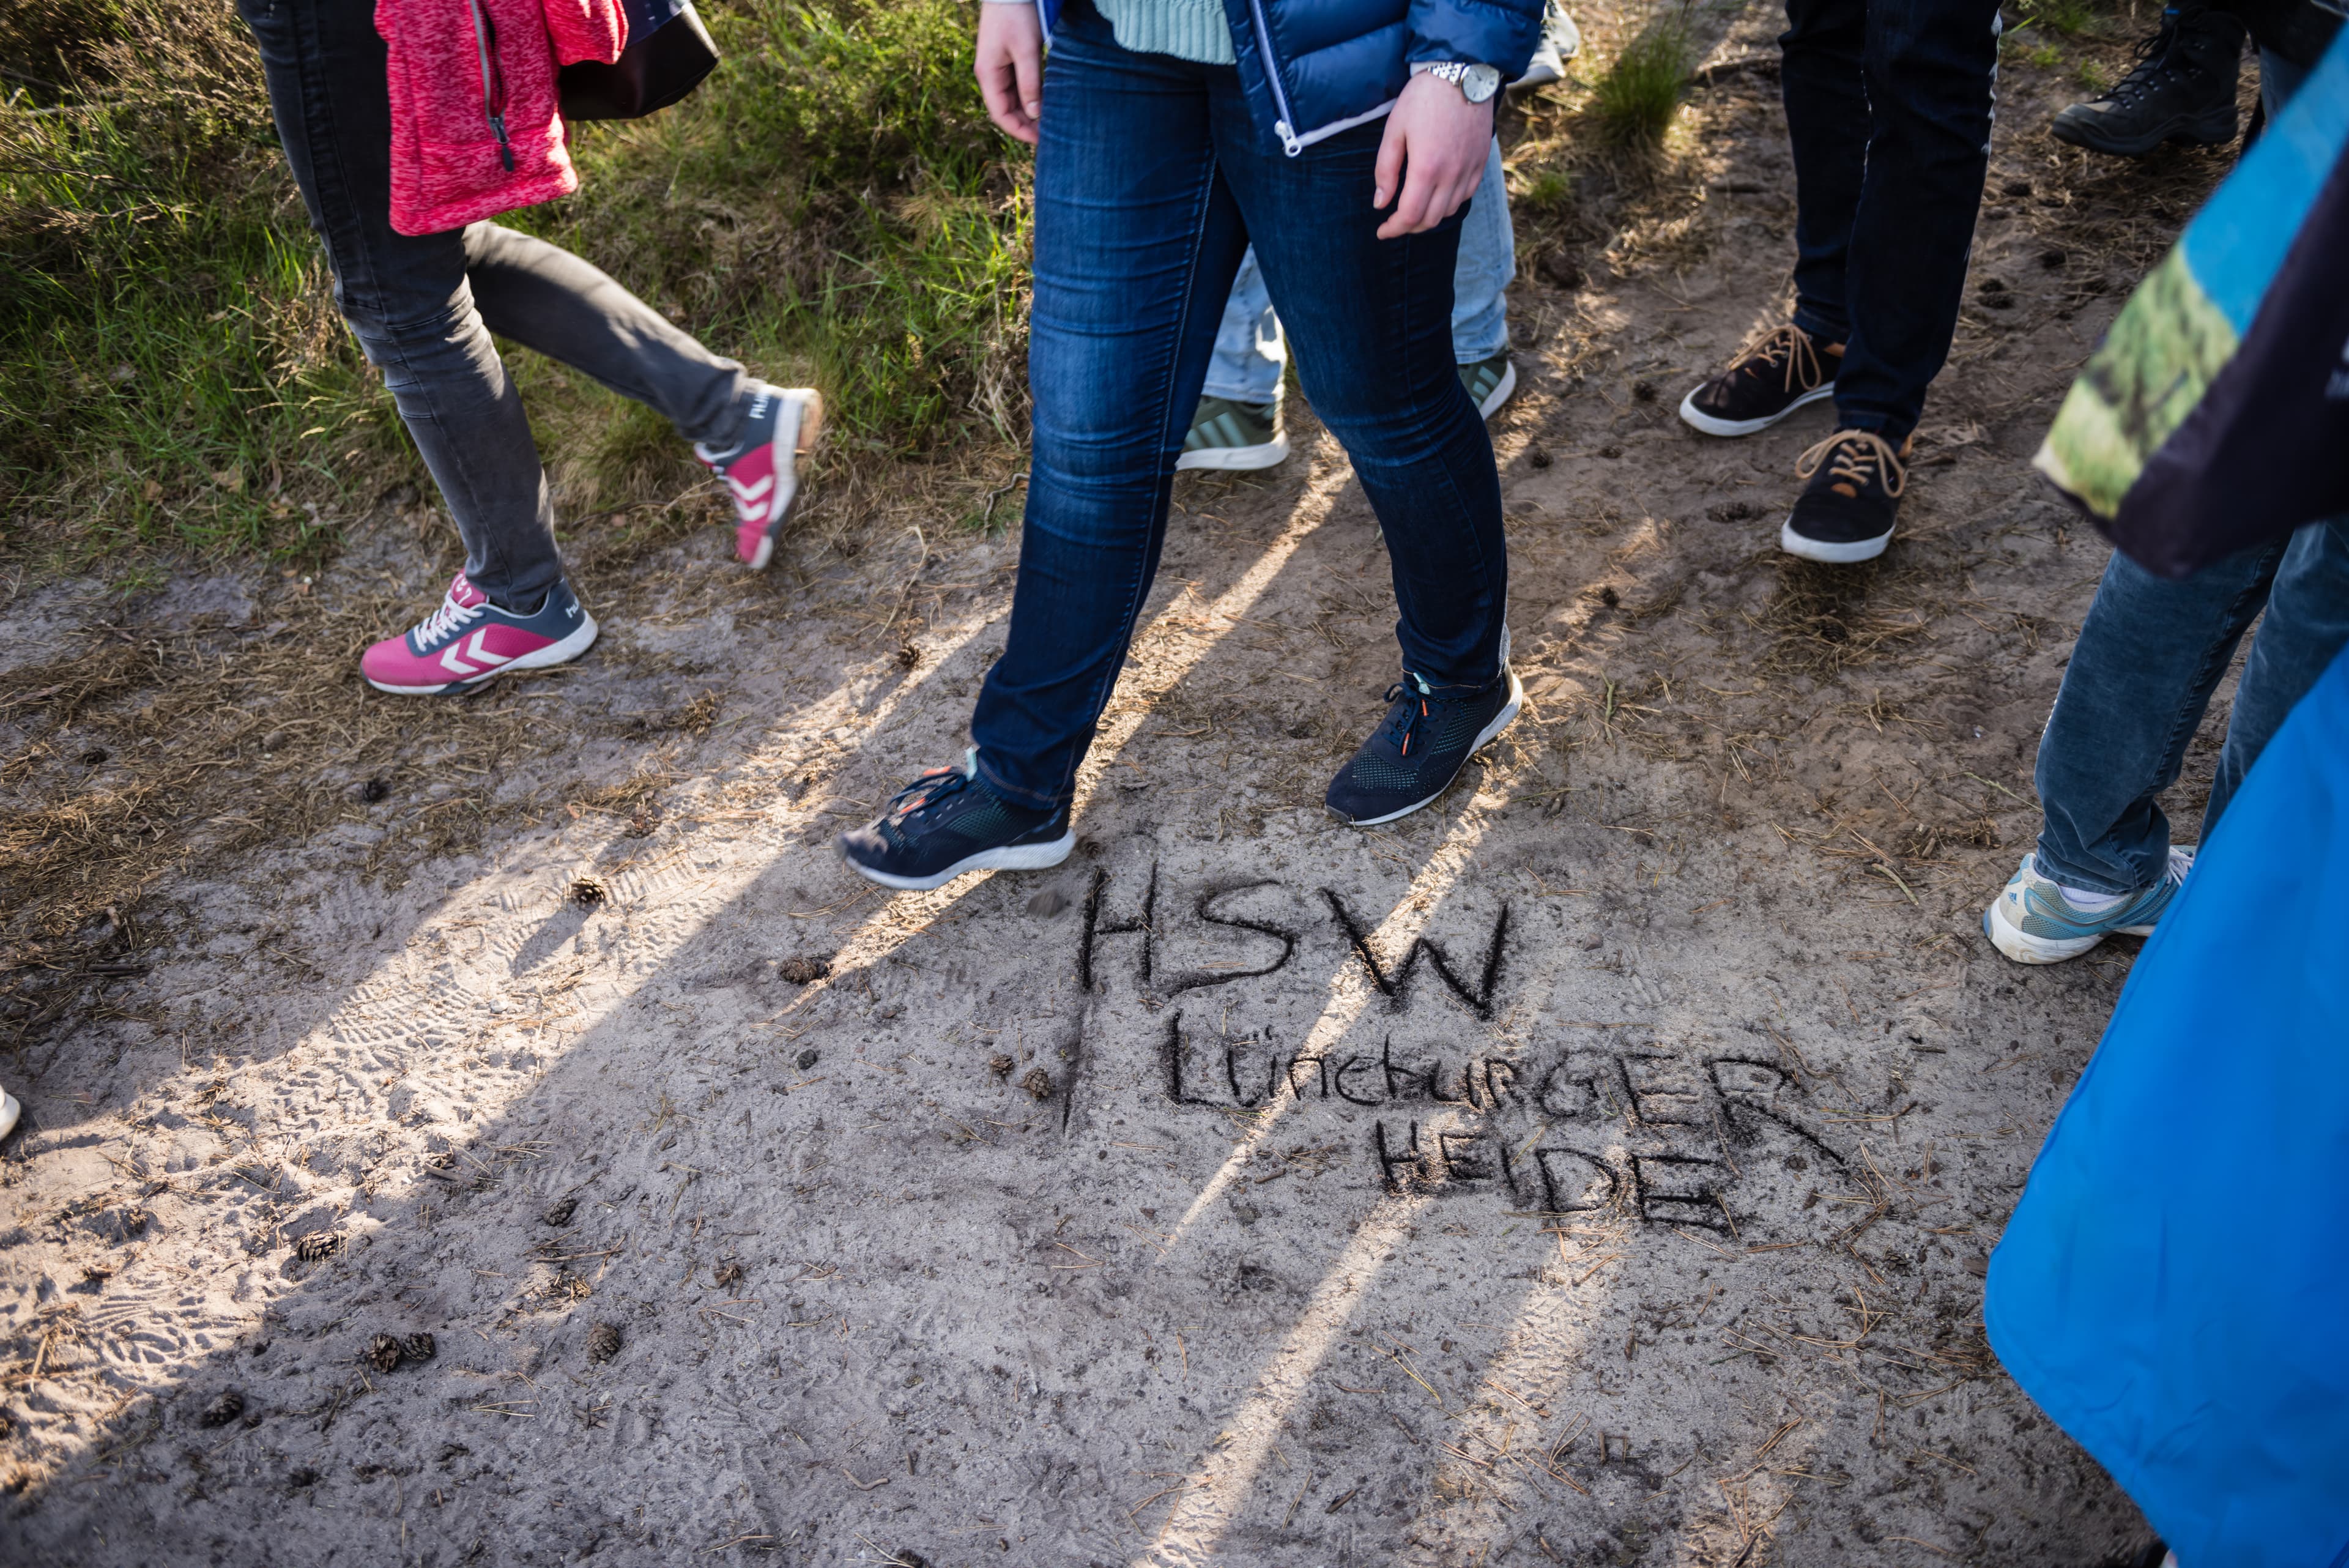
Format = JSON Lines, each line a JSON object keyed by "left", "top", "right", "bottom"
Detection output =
{"left": 468, "top": 0, "right": 516, "bottom": 173}
{"left": 1242, "top": 0, "right": 1304, "bottom": 154}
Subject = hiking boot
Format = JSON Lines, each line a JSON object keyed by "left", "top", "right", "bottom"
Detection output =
{"left": 839, "top": 751, "right": 1075, "bottom": 891}
{"left": 696, "top": 383, "right": 823, "bottom": 570}
{"left": 1984, "top": 849, "right": 2194, "bottom": 964}
{"left": 1781, "top": 429, "right": 1909, "bottom": 563}
{"left": 1679, "top": 324, "right": 1842, "bottom": 437}
{"left": 1326, "top": 663, "right": 1524, "bottom": 825}
{"left": 1460, "top": 353, "right": 1518, "bottom": 419}
{"left": 2050, "top": 6, "right": 2243, "bottom": 157}
{"left": 360, "top": 573, "right": 598, "bottom": 696}
{"left": 1178, "top": 395, "right": 1290, "bottom": 472}
{"left": 1510, "top": 2, "right": 1583, "bottom": 90}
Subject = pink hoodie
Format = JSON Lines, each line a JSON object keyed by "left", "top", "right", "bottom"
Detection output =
{"left": 377, "top": 0, "right": 627, "bottom": 236}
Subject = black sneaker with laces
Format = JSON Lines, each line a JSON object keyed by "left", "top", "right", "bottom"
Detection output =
{"left": 1326, "top": 664, "right": 1524, "bottom": 825}
{"left": 1679, "top": 323, "right": 1844, "bottom": 437}
{"left": 1781, "top": 430, "right": 1910, "bottom": 563}
{"left": 839, "top": 752, "right": 1074, "bottom": 891}
{"left": 2050, "top": 4, "right": 2243, "bottom": 158}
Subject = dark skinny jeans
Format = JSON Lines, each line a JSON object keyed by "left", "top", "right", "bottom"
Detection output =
{"left": 969, "top": 0, "right": 1509, "bottom": 809}
{"left": 238, "top": 0, "right": 755, "bottom": 609}
{"left": 1781, "top": 0, "right": 2003, "bottom": 439}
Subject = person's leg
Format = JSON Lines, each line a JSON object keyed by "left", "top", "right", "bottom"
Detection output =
{"left": 1831, "top": 0, "right": 2002, "bottom": 437}
{"left": 1779, "top": 0, "right": 1870, "bottom": 352}
{"left": 1215, "top": 98, "right": 1506, "bottom": 692}
{"left": 236, "top": 0, "right": 560, "bottom": 612}
{"left": 1450, "top": 137, "right": 1514, "bottom": 365}
{"left": 461, "top": 225, "right": 754, "bottom": 453}
{"left": 2205, "top": 519, "right": 2349, "bottom": 833}
{"left": 2032, "top": 541, "right": 2286, "bottom": 896}
{"left": 967, "top": 4, "right": 1249, "bottom": 809}
{"left": 462, "top": 223, "right": 822, "bottom": 569}
{"left": 1198, "top": 247, "right": 1285, "bottom": 406}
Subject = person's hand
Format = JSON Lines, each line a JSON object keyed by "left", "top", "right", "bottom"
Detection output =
{"left": 976, "top": 2, "right": 1045, "bottom": 145}
{"left": 1372, "top": 71, "right": 1495, "bottom": 239}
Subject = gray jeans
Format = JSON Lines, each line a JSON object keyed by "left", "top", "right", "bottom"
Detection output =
{"left": 241, "top": 0, "right": 754, "bottom": 608}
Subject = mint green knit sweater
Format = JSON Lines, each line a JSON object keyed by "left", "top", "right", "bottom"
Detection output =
{"left": 1096, "top": 0, "right": 1236, "bottom": 65}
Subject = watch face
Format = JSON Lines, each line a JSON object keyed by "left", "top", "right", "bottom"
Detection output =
{"left": 1461, "top": 63, "right": 1502, "bottom": 102}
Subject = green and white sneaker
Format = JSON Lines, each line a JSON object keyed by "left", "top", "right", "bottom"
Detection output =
{"left": 1460, "top": 354, "right": 1518, "bottom": 420}
{"left": 1510, "top": 2, "right": 1583, "bottom": 90}
{"left": 1982, "top": 848, "right": 2195, "bottom": 964}
{"left": 1179, "top": 395, "right": 1290, "bottom": 471}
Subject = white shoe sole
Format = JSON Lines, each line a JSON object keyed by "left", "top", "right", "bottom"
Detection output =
{"left": 365, "top": 613, "right": 600, "bottom": 696}
{"left": 843, "top": 830, "right": 1076, "bottom": 893}
{"left": 1983, "top": 897, "right": 2159, "bottom": 965}
{"left": 1336, "top": 666, "right": 1525, "bottom": 828}
{"left": 0, "top": 1090, "right": 18, "bottom": 1142}
{"left": 1778, "top": 519, "right": 1891, "bottom": 564}
{"left": 1473, "top": 359, "right": 1519, "bottom": 421}
{"left": 1177, "top": 434, "right": 1291, "bottom": 472}
{"left": 1677, "top": 381, "right": 1835, "bottom": 439}
{"left": 744, "top": 388, "right": 824, "bottom": 571}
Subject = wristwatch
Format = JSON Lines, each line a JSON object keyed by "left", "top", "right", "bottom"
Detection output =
{"left": 1412, "top": 60, "right": 1503, "bottom": 103}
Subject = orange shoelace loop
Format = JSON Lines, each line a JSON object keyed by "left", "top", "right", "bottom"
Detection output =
{"left": 1795, "top": 430, "right": 1907, "bottom": 499}
{"left": 1727, "top": 323, "right": 1827, "bottom": 395}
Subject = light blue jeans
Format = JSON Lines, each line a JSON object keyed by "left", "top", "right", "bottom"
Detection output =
{"left": 2033, "top": 520, "right": 2349, "bottom": 895}
{"left": 1201, "top": 136, "right": 1513, "bottom": 404}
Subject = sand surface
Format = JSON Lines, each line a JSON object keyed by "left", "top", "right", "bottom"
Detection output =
{"left": 2, "top": 7, "right": 2242, "bottom": 1563}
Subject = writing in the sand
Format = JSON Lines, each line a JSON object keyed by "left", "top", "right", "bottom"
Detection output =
{"left": 1078, "top": 864, "right": 1509, "bottom": 1017}
{"left": 1164, "top": 1020, "right": 1846, "bottom": 1233}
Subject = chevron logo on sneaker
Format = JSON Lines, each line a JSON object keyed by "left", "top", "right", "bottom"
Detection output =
{"left": 725, "top": 471, "right": 777, "bottom": 523}
{"left": 361, "top": 573, "right": 600, "bottom": 696}
{"left": 438, "top": 629, "right": 515, "bottom": 677}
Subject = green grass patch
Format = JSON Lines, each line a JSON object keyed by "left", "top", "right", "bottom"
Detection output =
{"left": 1590, "top": 7, "right": 1698, "bottom": 146}
{"left": 1516, "top": 167, "right": 1577, "bottom": 218}
{"left": 2017, "top": 0, "right": 2100, "bottom": 39}
{"left": 1, "top": 0, "right": 1031, "bottom": 565}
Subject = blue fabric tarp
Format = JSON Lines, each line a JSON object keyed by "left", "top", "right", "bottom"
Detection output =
{"left": 1985, "top": 644, "right": 2349, "bottom": 1568}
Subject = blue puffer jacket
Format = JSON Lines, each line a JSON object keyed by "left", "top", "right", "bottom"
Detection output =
{"left": 1036, "top": 0, "right": 1544, "bottom": 154}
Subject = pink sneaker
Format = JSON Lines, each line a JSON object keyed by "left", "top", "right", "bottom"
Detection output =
{"left": 696, "top": 383, "right": 823, "bottom": 569}
{"left": 360, "top": 573, "right": 598, "bottom": 695}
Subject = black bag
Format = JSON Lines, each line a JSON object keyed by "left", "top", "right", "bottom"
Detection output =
{"left": 558, "top": 0, "right": 720, "bottom": 122}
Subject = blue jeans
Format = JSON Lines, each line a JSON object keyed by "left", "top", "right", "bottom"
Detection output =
{"left": 1202, "top": 137, "right": 1515, "bottom": 404}
{"left": 2033, "top": 521, "right": 2349, "bottom": 895}
{"left": 1781, "top": 0, "right": 2002, "bottom": 439}
{"left": 968, "top": 0, "right": 1507, "bottom": 810}
{"left": 237, "top": 0, "right": 754, "bottom": 609}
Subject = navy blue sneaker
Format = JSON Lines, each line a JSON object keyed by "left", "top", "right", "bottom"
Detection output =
{"left": 839, "top": 751, "right": 1074, "bottom": 891}
{"left": 1326, "top": 663, "right": 1524, "bottom": 825}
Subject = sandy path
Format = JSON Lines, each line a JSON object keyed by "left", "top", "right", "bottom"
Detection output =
{"left": 2, "top": 6, "right": 2242, "bottom": 1563}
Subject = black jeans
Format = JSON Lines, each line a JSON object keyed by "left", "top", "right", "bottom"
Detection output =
{"left": 968, "top": 0, "right": 1507, "bottom": 809}
{"left": 1781, "top": 0, "right": 2002, "bottom": 439}
{"left": 237, "top": 0, "right": 754, "bottom": 607}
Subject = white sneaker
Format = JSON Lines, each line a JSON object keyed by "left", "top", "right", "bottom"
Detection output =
{"left": 1510, "top": 2, "right": 1583, "bottom": 90}
{"left": 1982, "top": 847, "right": 2194, "bottom": 965}
{"left": 0, "top": 1087, "right": 20, "bottom": 1142}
